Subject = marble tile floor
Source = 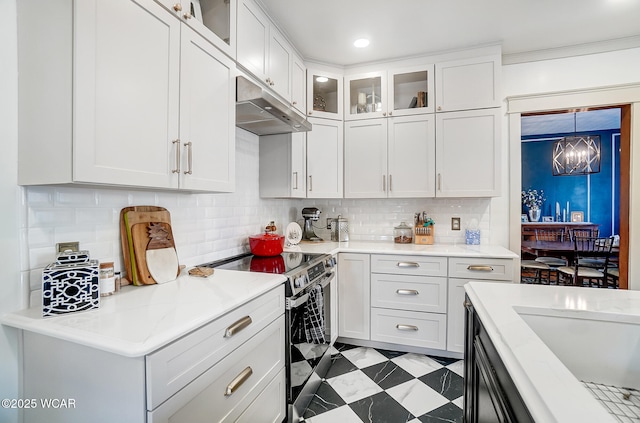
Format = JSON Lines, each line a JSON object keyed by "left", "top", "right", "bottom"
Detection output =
{"left": 300, "top": 342, "right": 464, "bottom": 423}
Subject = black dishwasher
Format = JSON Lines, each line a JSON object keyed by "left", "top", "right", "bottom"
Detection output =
{"left": 464, "top": 295, "right": 534, "bottom": 423}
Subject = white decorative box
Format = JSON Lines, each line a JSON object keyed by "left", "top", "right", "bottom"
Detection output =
{"left": 42, "top": 250, "right": 100, "bottom": 317}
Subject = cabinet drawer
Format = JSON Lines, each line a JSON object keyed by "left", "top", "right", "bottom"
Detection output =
{"left": 148, "top": 315, "right": 285, "bottom": 423}
{"left": 448, "top": 257, "right": 514, "bottom": 281}
{"left": 236, "top": 367, "right": 286, "bottom": 423}
{"left": 146, "top": 285, "right": 284, "bottom": 409}
{"left": 371, "top": 254, "right": 447, "bottom": 276}
{"left": 371, "top": 308, "right": 446, "bottom": 350}
{"left": 371, "top": 274, "right": 447, "bottom": 313}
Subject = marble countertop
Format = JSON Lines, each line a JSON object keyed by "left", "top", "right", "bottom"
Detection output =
{"left": 465, "top": 282, "right": 640, "bottom": 423}
{"left": 287, "top": 240, "right": 518, "bottom": 259}
{"left": 1, "top": 269, "right": 286, "bottom": 357}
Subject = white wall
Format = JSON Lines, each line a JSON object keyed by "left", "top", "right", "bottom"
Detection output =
{"left": 0, "top": 1, "right": 22, "bottom": 422}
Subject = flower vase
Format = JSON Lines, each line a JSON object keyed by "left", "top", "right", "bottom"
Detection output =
{"left": 528, "top": 208, "right": 541, "bottom": 222}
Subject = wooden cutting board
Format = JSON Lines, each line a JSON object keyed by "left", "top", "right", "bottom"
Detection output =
{"left": 119, "top": 206, "right": 173, "bottom": 285}
{"left": 130, "top": 221, "right": 178, "bottom": 284}
{"left": 146, "top": 222, "right": 180, "bottom": 284}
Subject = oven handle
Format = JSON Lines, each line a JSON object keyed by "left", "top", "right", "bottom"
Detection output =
{"left": 287, "top": 272, "right": 335, "bottom": 309}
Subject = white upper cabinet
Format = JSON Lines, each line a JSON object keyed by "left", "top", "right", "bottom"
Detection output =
{"left": 435, "top": 54, "right": 500, "bottom": 112}
{"left": 178, "top": 26, "right": 236, "bottom": 192}
{"left": 435, "top": 108, "right": 501, "bottom": 197}
{"left": 18, "top": 0, "right": 235, "bottom": 192}
{"left": 344, "top": 115, "right": 435, "bottom": 198}
{"left": 155, "top": 0, "right": 236, "bottom": 58}
{"left": 306, "top": 117, "right": 343, "bottom": 198}
{"left": 259, "top": 132, "right": 306, "bottom": 198}
{"left": 345, "top": 64, "right": 435, "bottom": 120}
{"left": 307, "top": 69, "right": 343, "bottom": 120}
{"left": 291, "top": 54, "right": 306, "bottom": 114}
{"left": 237, "top": 0, "right": 293, "bottom": 101}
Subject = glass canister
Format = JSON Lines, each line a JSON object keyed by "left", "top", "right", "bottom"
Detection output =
{"left": 394, "top": 222, "right": 413, "bottom": 244}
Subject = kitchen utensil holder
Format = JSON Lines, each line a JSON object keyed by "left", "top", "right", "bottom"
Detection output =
{"left": 414, "top": 225, "right": 434, "bottom": 245}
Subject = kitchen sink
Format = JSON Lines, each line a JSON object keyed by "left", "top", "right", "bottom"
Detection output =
{"left": 515, "top": 305, "right": 640, "bottom": 392}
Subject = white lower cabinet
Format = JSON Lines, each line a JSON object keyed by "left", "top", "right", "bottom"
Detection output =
{"left": 338, "top": 253, "right": 370, "bottom": 340}
{"left": 371, "top": 308, "right": 446, "bottom": 350}
{"left": 21, "top": 285, "right": 285, "bottom": 423}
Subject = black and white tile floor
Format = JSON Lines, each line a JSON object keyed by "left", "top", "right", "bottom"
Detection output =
{"left": 301, "top": 343, "right": 464, "bottom": 423}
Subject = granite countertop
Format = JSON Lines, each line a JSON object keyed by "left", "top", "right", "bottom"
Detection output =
{"left": 1, "top": 269, "right": 286, "bottom": 357}
{"left": 287, "top": 240, "right": 518, "bottom": 259}
{"left": 465, "top": 282, "right": 640, "bottom": 423}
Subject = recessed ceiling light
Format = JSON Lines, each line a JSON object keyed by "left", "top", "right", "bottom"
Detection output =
{"left": 354, "top": 38, "right": 370, "bottom": 48}
{"left": 316, "top": 76, "right": 329, "bottom": 83}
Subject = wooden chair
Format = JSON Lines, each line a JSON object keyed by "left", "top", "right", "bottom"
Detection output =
{"left": 521, "top": 260, "right": 551, "bottom": 284}
{"left": 533, "top": 229, "right": 567, "bottom": 283}
{"left": 557, "top": 236, "right": 614, "bottom": 287}
{"left": 569, "top": 227, "right": 599, "bottom": 242}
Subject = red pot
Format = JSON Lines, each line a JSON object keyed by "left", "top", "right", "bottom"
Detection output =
{"left": 249, "top": 232, "right": 285, "bottom": 256}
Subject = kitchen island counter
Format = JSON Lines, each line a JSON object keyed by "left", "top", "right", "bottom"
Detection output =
{"left": 465, "top": 282, "right": 640, "bottom": 423}
{"left": 1, "top": 269, "right": 286, "bottom": 357}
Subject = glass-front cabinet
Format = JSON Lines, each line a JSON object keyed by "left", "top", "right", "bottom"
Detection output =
{"left": 345, "top": 71, "right": 386, "bottom": 120}
{"left": 345, "top": 65, "right": 434, "bottom": 120}
{"left": 157, "top": 0, "right": 236, "bottom": 58}
{"left": 307, "top": 69, "right": 343, "bottom": 120}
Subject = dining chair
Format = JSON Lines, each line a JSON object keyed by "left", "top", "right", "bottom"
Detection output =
{"left": 521, "top": 259, "right": 551, "bottom": 284}
{"left": 533, "top": 228, "right": 567, "bottom": 283}
{"left": 569, "top": 228, "right": 599, "bottom": 242}
{"left": 557, "top": 236, "right": 614, "bottom": 288}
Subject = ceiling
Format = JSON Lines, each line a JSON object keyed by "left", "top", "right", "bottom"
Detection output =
{"left": 258, "top": 0, "right": 640, "bottom": 66}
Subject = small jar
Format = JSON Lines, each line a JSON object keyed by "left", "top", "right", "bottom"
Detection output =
{"left": 394, "top": 222, "right": 413, "bottom": 244}
{"left": 99, "top": 262, "right": 116, "bottom": 297}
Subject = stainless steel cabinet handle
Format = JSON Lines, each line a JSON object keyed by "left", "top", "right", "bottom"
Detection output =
{"left": 293, "top": 172, "right": 298, "bottom": 190}
{"left": 396, "top": 289, "right": 419, "bottom": 296}
{"left": 224, "top": 316, "right": 252, "bottom": 338}
{"left": 388, "top": 111, "right": 393, "bottom": 116}
{"left": 396, "top": 324, "right": 419, "bottom": 331}
{"left": 172, "top": 139, "right": 180, "bottom": 174}
{"left": 383, "top": 112, "right": 387, "bottom": 116}
{"left": 467, "top": 265, "right": 494, "bottom": 272}
{"left": 308, "top": 175, "right": 312, "bottom": 191}
{"left": 183, "top": 141, "right": 193, "bottom": 175}
{"left": 437, "top": 173, "right": 442, "bottom": 191}
{"left": 397, "top": 262, "right": 420, "bottom": 268}
{"left": 224, "top": 366, "right": 253, "bottom": 396}
{"left": 389, "top": 174, "right": 392, "bottom": 191}
{"left": 383, "top": 175, "right": 386, "bottom": 192}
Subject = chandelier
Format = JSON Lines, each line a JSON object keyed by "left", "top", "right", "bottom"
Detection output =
{"left": 552, "top": 113, "right": 601, "bottom": 176}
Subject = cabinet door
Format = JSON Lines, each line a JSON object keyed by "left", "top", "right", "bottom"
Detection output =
{"left": 388, "top": 115, "right": 436, "bottom": 198}
{"left": 338, "top": 253, "right": 370, "bottom": 340}
{"left": 179, "top": 26, "right": 235, "bottom": 192}
{"left": 447, "top": 278, "right": 468, "bottom": 353}
{"left": 435, "top": 55, "right": 500, "bottom": 112}
{"left": 306, "top": 118, "right": 343, "bottom": 198}
{"left": 344, "top": 119, "right": 387, "bottom": 198}
{"left": 268, "top": 27, "right": 292, "bottom": 100}
{"left": 344, "top": 71, "right": 387, "bottom": 120}
{"left": 74, "top": 0, "right": 180, "bottom": 188}
{"left": 237, "top": 0, "right": 268, "bottom": 81}
{"left": 291, "top": 54, "right": 306, "bottom": 114}
{"left": 388, "top": 64, "right": 435, "bottom": 116}
{"left": 290, "top": 132, "right": 307, "bottom": 198}
{"left": 307, "top": 69, "right": 343, "bottom": 120}
{"left": 156, "top": 0, "right": 236, "bottom": 58}
{"left": 435, "top": 108, "right": 501, "bottom": 197}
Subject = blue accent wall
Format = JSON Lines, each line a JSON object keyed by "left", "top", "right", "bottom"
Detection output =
{"left": 521, "top": 129, "right": 620, "bottom": 237}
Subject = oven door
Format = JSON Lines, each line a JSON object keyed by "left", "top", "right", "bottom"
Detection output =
{"left": 286, "top": 270, "right": 335, "bottom": 421}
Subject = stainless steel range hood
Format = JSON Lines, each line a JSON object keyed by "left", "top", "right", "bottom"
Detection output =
{"left": 236, "top": 75, "right": 312, "bottom": 136}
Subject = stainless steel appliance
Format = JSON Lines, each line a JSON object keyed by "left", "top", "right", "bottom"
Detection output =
{"left": 201, "top": 251, "right": 336, "bottom": 423}
{"left": 301, "top": 207, "right": 323, "bottom": 241}
{"left": 329, "top": 215, "right": 349, "bottom": 242}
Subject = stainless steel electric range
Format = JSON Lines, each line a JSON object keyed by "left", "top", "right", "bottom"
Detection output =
{"left": 202, "top": 252, "right": 337, "bottom": 423}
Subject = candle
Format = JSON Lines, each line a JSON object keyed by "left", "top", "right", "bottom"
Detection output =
{"left": 556, "top": 202, "right": 560, "bottom": 219}
{"left": 566, "top": 201, "right": 570, "bottom": 217}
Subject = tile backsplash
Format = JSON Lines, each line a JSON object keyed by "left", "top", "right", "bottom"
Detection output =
{"left": 22, "top": 129, "right": 491, "bottom": 298}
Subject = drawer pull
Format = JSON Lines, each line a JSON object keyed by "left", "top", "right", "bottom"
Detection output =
{"left": 396, "top": 289, "right": 419, "bottom": 296}
{"left": 396, "top": 324, "right": 419, "bottom": 331}
{"left": 224, "top": 366, "right": 253, "bottom": 396}
{"left": 467, "top": 265, "right": 494, "bottom": 272}
{"left": 224, "top": 316, "right": 252, "bottom": 338}
{"left": 397, "top": 262, "right": 420, "bottom": 268}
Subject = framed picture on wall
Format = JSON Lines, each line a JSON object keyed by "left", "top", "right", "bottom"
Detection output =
{"left": 521, "top": 214, "right": 528, "bottom": 223}
{"left": 571, "top": 211, "right": 584, "bottom": 222}
{"left": 542, "top": 216, "right": 554, "bottom": 222}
